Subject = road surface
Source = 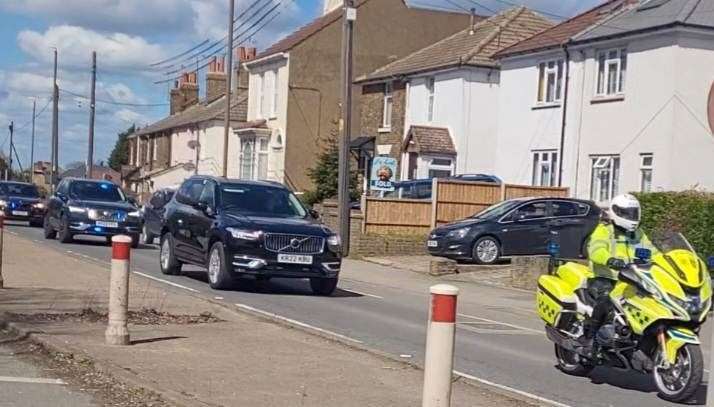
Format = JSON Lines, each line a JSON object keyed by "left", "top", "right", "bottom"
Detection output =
{"left": 6, "top": 222, "right": 710, "bottom": 407}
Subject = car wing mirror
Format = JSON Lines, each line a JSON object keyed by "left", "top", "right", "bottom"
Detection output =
{"left": 309, "top": 209, "right": 320, "bottom": 220}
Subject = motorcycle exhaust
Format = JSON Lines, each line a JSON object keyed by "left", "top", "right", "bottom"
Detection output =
{"left": 545, "top": 325, "right": 578, "bottom": 353}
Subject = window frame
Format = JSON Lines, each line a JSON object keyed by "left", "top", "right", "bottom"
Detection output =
{"left": 589, "top": 154, "right": 621, "bottom": 202}
{"left": 426, "top": 156, "right": 454, "bottom": 179}
{"left": 426, "top": 77, "right": 435, "bottom": 122}
{"left": 595, "top": 47, "right": 627, "bottom": 97}
{"left": 531, "top": 150, "right": 558, "bottom": 187}
{"left": 381, "top": 82, "right": 393, "bottom": 130}
{"left": 640, "top": 153, "right": 653, "bottom": 193}
{"left": 239, "top": 136, "right": 270, "bottom": 181}
{"left": 536, "top": 59, "right": 564, "bottom": 104}
{"left": 271, "top": 69, "right": 279, "bottom": 118}
{"left": 257, "top": 73, "right": 265, "bottom": 119}
{"left": 152, "top": 138, "right": 158, "bottom": 162}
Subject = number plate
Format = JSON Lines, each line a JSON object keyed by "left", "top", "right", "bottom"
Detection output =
{"left": 427, "top": 240, "right": 438, "bottom": 248}
{"left": 12, "top": 211, "right": 28, "bottom": 217}
{"left": 277, "top": 254, "right": 313, "bottom": 265}
{"left": 96, "top": 221, "right": 119, "bottom": 228}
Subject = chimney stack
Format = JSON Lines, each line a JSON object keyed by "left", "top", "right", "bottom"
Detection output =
{"left": 170, "top": 72, "right": 199, "bottom": 115}
{"left": 206, "top": 56, "right": 227, "bottom": 102}
{"left": 234, "top": 47, "right": 257, "bottom": 95}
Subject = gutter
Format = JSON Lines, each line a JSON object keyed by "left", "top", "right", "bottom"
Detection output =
{"left": 243, "top": 52, "right": 288, "bottom": 68}
{"left": 557, "top": 42, "right": 571, "bottom": 188}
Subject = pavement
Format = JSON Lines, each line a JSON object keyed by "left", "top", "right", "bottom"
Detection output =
{"left": 3, "top": 221, "right": 713, "bottom": 406}
{"left": 0, "top": 223, "right": 528, "bottom": 407}
{"left": 0, "top": 340, "right": 95, "bottom": 407}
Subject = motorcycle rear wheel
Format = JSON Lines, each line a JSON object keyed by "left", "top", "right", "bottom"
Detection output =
{"left": 653, "top": 343, "right": 703, "bottom": 403}
{"left": 554, "top": 344, "right": 593, "bottom": 377}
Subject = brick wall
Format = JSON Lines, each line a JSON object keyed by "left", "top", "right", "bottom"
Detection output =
{"left": 314, "top": 200, "right": 427, "bottom": 258}
{"left": 359, "top": 80, "right": 407, "bottom": 166}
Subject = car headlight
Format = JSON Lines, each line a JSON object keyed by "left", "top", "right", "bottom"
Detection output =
{"left": 0, "top": 200, "right": 6, "bottom": 207}
{"left": 226, "top": 227, "right": 262, "bottom": 241}
{"left": 33, "top": 202, "right": 45, "bottom": 209}
{"left": 327, "top": 234, "right": 341, "bottom": 247}
{"left": 446, "top": 227, "right": 470, "bottom": 239}
{"left": 68, "top": 205, "right": 86, "bottom": 214}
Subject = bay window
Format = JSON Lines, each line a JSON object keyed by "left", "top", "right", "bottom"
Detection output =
{"left": 590, "top": 155, "right": 620, "bottom": 202}
{"left": 427, "top": 157, "right": 453, "bottom": 178}
{"left": 596, "top": 48, "right": 627, "bottom": 96}
{"left": 239, "top": 137, "right": 270, "bottom": 180}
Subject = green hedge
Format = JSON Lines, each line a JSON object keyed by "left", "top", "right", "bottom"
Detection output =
{"left": 635, "top": 191, "right": 714, "bottom": 258}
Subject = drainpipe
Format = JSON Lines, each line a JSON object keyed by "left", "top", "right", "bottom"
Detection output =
{"left": 557, "top": 43, "right": 571, "bottom": 188}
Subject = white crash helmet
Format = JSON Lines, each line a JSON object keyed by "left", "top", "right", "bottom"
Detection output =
{"left": 609, "top": 194, "right": 641, "bottom": 232}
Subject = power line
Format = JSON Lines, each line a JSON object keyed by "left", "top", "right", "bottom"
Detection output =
{"left": 159, "top": 0, "right": 280, "bottom": 76}
{"left": 11, "top": 98, "right": 52, "bottom": 134}
{"left": 154, "top": 4, "right": 283, "bottom": 84}
{"left": 59, "top": 88, "right": 168, "bottom": 107}
{"left": 150, "top": 0, "right": 272, "bottom": 71}
{"left": 149, "top": 39, "right": 211, "bottom": 67}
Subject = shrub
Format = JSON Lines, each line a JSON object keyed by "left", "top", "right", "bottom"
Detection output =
{"left": 635, "top": 191, "right": 714, "bottom": 257}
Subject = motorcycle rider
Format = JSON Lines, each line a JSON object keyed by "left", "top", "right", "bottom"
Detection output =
{"left": 577, "top": 193, "right": 659, "bottom": 354}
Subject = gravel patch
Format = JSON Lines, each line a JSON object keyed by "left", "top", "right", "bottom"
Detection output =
{"left": 6, "top": 308, "right": 223, "bottom": 325}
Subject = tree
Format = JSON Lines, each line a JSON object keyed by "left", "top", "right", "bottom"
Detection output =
{"left": 108, "top": 125, "right": 135, "bottom": 171}
{"left": 303, "top": 121, "right": 359, "bottom": 206}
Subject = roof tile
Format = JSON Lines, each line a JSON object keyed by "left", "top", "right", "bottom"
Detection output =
{"left": 403, "top": 125, "right": 455, "bottom": 155}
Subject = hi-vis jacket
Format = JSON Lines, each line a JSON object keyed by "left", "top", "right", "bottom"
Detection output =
{"left": 587, "top": 223, "right": 660, "bottom": 280}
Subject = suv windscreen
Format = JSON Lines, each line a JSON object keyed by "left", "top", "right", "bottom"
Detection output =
{"left": 221, "top": 184, "right": 307, "bottom": 218}
{"left": 69, "top": 181, "right": 125, "bottom": 202}
{"left": 0, "top": 183, "right": 39, "bottom": 198}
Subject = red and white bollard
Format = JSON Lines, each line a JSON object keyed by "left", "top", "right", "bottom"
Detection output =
{"left": 105, "top": 235, "right": 132, "bottom": 345}
{"left": 0, "top": 214, "right": 4, "bottom": 289}
{"left": 422, "top": 284, "right": 459, "bottom": 407}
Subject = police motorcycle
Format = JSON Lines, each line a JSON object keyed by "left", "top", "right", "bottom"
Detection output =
{"left": 537, "top": 233, "right": 713, "bottom": 402}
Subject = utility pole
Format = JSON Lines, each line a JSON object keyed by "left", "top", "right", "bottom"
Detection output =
{"left": 30, "top": 98, "right": 36, "bottom": 184}
{"left": 222, "top": 0, "right": 235, "bottom": 178}
{"left": 7, "top": 122, "right": 13, "bottom": 181}
{"left": 338, "top": 0, "right": 356, "bottom": 256}
{"left": 50, "top": 48, "right": 59, "bottom": 191}
{"left": 87, "top": 51, "right": 97, "bottom": 179}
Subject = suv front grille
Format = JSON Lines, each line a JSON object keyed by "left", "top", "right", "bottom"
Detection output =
{"left": 89, "top": 209, "right": 127, "bottom": 222}
{"left": 264, "top": 234, "right": 325, "bottom": 254}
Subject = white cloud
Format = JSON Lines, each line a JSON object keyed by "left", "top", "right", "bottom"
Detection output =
{"left": 114, "top": 109, "right": 151, "bottom": 127}
{"left": 18, "top": 25, "right": 166, "bottom": 72}
{"left": 103, "top": 83, "right": 145, "bottom": 105}
{"left": 0, "top": 0, "right": 195, "bottom": 36}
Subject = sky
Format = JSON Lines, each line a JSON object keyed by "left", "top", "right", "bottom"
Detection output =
{"left": 0, "top": 0, "right": 602, "bottom": 170}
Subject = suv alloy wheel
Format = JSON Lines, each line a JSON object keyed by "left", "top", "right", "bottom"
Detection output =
{"left": 207, "top": 242, "right": 232, "bottom": 290}
{"left": 159, "top": 233, "right": 182, "bottom": 275}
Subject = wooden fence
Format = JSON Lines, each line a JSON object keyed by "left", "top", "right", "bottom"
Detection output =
{"left": 363, "top": 179, "right": 569, "bottom": 236}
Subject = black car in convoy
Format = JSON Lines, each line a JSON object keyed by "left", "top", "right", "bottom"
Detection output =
{"left": 44, "top": 178, "right": 142, "bottom": 247}
{"left": 159, "top": 176, "right": 342, "bottom": 294}
{"left": 140, "top": 187, "right": 176, "bottom": 244}
{"left": 0, "top": 181, "right": 46, "bottom": 227}
{"left": 427, "top": 197, "right": 601, "bottom": 264}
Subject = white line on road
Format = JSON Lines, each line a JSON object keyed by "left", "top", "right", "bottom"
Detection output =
{"left": 235, "top": 303, "right": 363, "bottom": 344}
{"left": 0, "top": 376, "right": 65, "bottom": 385}
{"left": 132, "top": 271, "right": 200, "bottom": 293}
{"left": 453, "top": 370, "right": 573, "bottom": 407}
{"left": 340, "top": 288, "right": 383, "bottom": 299}
{"left": 457, "top": 313, "right": 544, "bottom": 335}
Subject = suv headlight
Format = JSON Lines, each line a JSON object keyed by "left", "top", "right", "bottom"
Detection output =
{"left": 446, "top": 227, "right": 470, "bottom": 239}
{"left": 33, "top": 202, "right": 45, "bottom": 209}
{"left": 327, "top": 234, "right": 341, "bottom": 248}
{"left": 68, "top": 205, "right": 86, "bottom": 214}
{"left": 226, "top": 227, "right": 262, "bottom": 241}
{"left": 0, "top": 200, "right": 6, "bottom": 207}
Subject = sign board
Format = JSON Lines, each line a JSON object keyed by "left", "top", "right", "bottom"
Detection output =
{"left": 370, "top": 157, "right": 397, "bottom": 192}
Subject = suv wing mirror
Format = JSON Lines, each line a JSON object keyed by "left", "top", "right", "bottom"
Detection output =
{"left": 309, "top": 209, "right": 320, "bottom": 220}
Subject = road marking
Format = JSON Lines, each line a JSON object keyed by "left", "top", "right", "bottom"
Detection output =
{"left": 457, "top": 313, "right": 543, "bottom": 335}
{"left": 132, "top": 271, "right": 200, "bottom": 293}
{"left": 453, "top": 370, "right": 573, "bottom": 407}
{"left": 340, "top": 288, "right": 383, "bottom": 299}
{"left": 235, "top": 303, "right": 363, "bottom": 344}
{"left": 0, "top": 376, "right": 65, "bottom": 385}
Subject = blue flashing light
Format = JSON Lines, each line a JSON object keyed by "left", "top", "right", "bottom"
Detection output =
{"left": 635, "top": 248, "right": 652, "bottom": 261}
{"left": 93, "top": 226, "right": 103, "bottom": 233}
{"left": 100, "top": 183, "right": 111, "bottom": 190}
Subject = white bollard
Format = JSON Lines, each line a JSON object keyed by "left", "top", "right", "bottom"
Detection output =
{"left": 422, "top": 284, "right": 459, "bottom": 407}
{"left": 105, "top": 235, "right": 132, "bottom": 346}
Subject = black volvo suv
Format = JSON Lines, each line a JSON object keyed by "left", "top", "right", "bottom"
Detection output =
{"left": 44, "top": 178, "right": 142, "bottom": 247}
{"left": 159, "top": 176, "right": 342, "bottom": 295}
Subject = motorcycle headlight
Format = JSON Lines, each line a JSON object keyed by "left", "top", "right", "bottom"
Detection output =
{"left": 68, "top": 205, "right": 86, "bottom": 214}
{"left": 672, "top": 295, "right": 705, "bottom": 314}
{"left": 446, "top": 227, "right": 470, "bottom": 239}
{"left": 226, "top": 228, "right": 262, "bottom": 241}
{"left": 327, "top": 234, "right": 341, "bottom": 248}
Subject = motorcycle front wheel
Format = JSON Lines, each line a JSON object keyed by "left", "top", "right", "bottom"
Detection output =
{"left": 554, "top": 344, "right": 593, "bottom": 377}
{"left": 653, "top": 343, "right": 703, "bottom": 403}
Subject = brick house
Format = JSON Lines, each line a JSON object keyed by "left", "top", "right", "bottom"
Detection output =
{"left": 355, "top": 7, "right": 553, "bottom": 181}
{"left": 242, "top": 0, "right": 472, "bottom": 192}
{"left": 124, "top": 50, "right": 262, "bottom": 200}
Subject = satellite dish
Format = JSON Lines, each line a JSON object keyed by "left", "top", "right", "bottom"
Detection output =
{"left": 187, "top": 140, "right": 200, "bottom": 149}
